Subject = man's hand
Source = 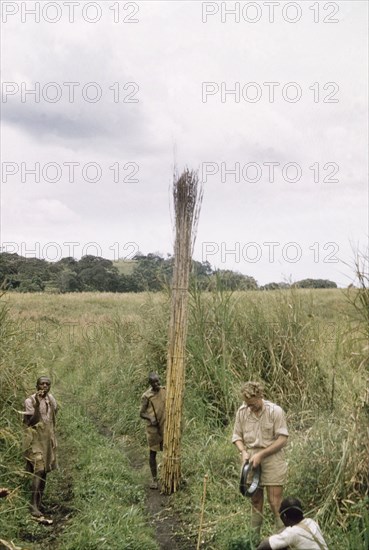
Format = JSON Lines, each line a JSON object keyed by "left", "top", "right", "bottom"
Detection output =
{"left": 150, "top": 417, "right": 158, "bottom": 426}
{"left": 240, "top": 449, "right": 250, "bottom": 463}
{"left": 36, "top": 389, "right": 46, "bottom": 403}
{"left": 249, "top": 451, "right": 263, "bottom": 468}
{"left": 250, "top": 435, "right": 288, "bottom": 467}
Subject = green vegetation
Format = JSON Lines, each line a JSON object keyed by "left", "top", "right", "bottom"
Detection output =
{"left": 0, "top": 252, "right": 337, "bottom": 294}
{"left": 0, "top": 286, "right": 367, "bottom": 549}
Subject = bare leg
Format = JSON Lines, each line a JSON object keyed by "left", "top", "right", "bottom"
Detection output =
{"left": 250, "top": 488, "right": 264, "bottom": 543}
{"left": 30, "top": 470, "right": 46, "bottom": 517}
{"left": 266, "top": 485, "right": 284, "bottom": 530}
{"left": 149, "top": 450, "right": 158, "bottom": 489}
{"left": 37, "top": 472, "right": 47, "bottom": 511}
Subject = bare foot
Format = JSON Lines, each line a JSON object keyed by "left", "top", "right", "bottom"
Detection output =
{"left": 30, "top": 505, "right": 43, "bottom": 517}
{"left": 150, "top": 481, "right": 158, "bottom": 490}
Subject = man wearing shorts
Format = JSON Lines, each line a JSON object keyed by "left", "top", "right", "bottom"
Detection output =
{"left": 140, "top": 372, "right": 166, "bottom": 489}
{"left": 232, "top": 381, "right": 288, "bottom": 542}
{"left": 23, "top": 376, "right": 58, "bottom": 517}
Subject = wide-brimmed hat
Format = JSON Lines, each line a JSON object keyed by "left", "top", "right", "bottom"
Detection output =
{"left": 239, "top": 461, "right": 261, "bottom": 497}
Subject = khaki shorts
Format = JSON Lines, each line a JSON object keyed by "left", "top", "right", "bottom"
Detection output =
{"left": 146, "top": 425, "right": 163, "bottom": 452}
{"left": 249, "top": 448, "right": 287, "bottom": 486}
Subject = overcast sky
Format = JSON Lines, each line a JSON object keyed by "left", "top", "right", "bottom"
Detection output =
{"left": 1, "top": 1, "right": 368, "bottom": 286}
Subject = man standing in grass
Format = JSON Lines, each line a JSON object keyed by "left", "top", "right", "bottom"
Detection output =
{"left": 256, "top": 497, "right": 328, "bottom": 549}
{"left": 23, "top": 376, "right": 58, "bottom": 517}
{"left": 140, "top": 372, "right": 166, "bottom": 489}
{"left": 232, "top": 381, "right": 289, "bottom": 543}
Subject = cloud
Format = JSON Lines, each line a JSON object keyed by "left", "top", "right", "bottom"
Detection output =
{"left": 1, "top": 2, "right": 367, "bottom": 286}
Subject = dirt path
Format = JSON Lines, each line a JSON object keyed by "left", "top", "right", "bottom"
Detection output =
{"left": 17, "top": 414, "right": 193, "bottom": 550}
{"left": 103, "top": 426, "right": 194, "bottom": 550}
{"left": 145, "top": 487, "right": 191, "bottom": 550}
{"left": 17, "top": 427, "right": 75, "bottom": 550}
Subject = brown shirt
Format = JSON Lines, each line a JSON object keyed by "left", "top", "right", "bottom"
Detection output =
{"left": 23, "top": 393, "right": 58, "bottom": 472}
{"left": 141, "top": 387, "right": 166, "bottom": 451}
{"left": 232, "top": 399, "right": 288, "bottom": 449}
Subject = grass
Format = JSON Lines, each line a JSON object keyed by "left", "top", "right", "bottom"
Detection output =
{"left": 49, "top": 404, "right": 158, "bottom": 550}
{"left": 0, "top": 288, "right": 368, "bottom": 549}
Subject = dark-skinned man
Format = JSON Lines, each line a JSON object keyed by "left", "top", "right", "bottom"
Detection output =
{"left": 140, "top": 372, "right": 166, "bottom": 489}
{"left": 256, "top": 496, "right": 328, "bottom": 550}
{"left": 23, "top": 376, "right": 58, "bottom": 517}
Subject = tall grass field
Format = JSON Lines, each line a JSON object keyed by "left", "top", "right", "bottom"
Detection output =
{"left": 0, "top": 288, "right": 368, "bottom": 549}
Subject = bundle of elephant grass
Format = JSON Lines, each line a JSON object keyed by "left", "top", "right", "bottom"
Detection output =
{"left": 162, "top": 168, "right": 203, "bottom": 494}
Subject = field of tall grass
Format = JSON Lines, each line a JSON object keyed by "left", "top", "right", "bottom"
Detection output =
{"left": 0, "top": 287, "right": 368, "bottom": 549}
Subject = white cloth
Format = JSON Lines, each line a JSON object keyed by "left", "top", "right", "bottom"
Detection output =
{"left": 269, "top": 518, "right": 328, "bottom": 549}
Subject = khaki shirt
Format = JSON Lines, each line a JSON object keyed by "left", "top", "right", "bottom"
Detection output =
{"left": 141, "top": 387, "right": 166, "bottom": 430}
{"left": 23, "top": 393, "right": 58, "bottom": 472}
{"left": 232, "top": 399, "right": 288, "bottom": 449}
{"left": 141, "top": 387, "right": 166, "bottom": 451}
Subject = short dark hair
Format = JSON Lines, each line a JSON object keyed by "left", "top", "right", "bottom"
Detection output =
{"left": 36, "top": 376, "right": 51, "bottom": 386}
{"left": 279, "top": 497, "right": 304, "bottom": 523}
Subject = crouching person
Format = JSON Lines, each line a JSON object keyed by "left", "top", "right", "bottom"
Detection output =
{"left": 256, "top": 496, "right": 328, "bottom": 550}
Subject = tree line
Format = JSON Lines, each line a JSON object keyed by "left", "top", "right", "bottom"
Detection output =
{"left": 0, "top": 252, "right": 337, "bottom": 293}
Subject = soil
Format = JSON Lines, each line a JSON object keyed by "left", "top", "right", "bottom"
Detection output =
{"left": 117, "top": 434, "right": 194, "bottom": 550}
{"left": 18, "top": 464, "right": 74, "bottom": 550}
{"left": 145, "top": 485, "right": 191, "bottom": 550}
{"left": 17, "top": 418, "right": 194, "bottom": 550}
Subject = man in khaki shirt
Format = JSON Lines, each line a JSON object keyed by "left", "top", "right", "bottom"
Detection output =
{"left": 140, "top": 372, "right": 166, "bottom": 489}
{"left": 232, "top": 381, "right": 288, "bottom": 543}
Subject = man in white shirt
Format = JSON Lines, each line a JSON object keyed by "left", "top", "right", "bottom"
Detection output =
{"left": 256, "top": 496, "right": 328, "bottom": 550}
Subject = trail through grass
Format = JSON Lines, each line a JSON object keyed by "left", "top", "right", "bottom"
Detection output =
{"left": 1, "top": 290, "right": 368, "bottom": 549}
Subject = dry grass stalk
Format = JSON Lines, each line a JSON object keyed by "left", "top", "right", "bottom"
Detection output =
{"left": 196, "top": 474, "right": 208, "bottom": 549}
{"left": 162, "top": 169, "right": 202, "bottom": 494}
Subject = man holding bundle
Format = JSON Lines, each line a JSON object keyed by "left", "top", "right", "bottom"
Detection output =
{"left": 232, "top": 381, "right": 289, "bottom": 543}
{"left": 140, "top": 372, "right": 166, "bottom": 489}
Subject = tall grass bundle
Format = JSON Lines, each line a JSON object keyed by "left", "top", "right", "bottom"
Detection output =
{"left": 162, "top": 168, "right": 203, "bottom": 494}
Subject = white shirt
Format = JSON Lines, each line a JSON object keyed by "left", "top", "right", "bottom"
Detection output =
{"left": 269, "top": 518, "right": 328, "bottom": 549}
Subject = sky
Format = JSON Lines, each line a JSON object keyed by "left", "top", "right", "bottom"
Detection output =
{"left": 1, "top": 0, "right": 368, "bottom": 286}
